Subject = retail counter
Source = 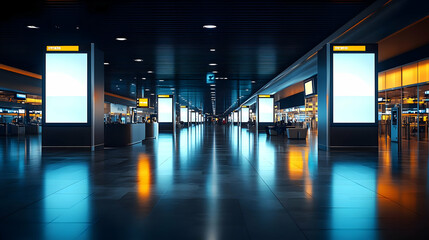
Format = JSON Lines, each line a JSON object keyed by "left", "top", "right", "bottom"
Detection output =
{"left": 104, "top": 123, "right": 146, "bottom": 147}
{"left": 145, "top": 123, "right": 158, "bottom": 139}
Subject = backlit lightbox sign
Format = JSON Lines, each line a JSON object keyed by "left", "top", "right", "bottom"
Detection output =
{"left": 233, "top": 111, "right": 238, "bottom": 123}
{"left": 332, "top": 49, "right": 375, "bottom": 123}
{"left": 157, "top": 95, "right": 173, "bottom": 123}
{"left": 258, "top": 95, "right": 274, "bottom": 123}
{"left": 180, "top": 106, "right": 188, "bottom": 122}
{"left": 191, "top": 111, "right": 196, "bottom": 122}
{"left": 241, "top": 106, "right": 249, "bottom": 122}
{"left": 45, "top": 53, "right": 88, "bottom": 123}
{"left": 137, "top": 98, "right": 149, "bottom": 108}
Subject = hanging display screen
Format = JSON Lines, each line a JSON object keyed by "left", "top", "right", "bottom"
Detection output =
{"left": 333, "top": 53, "right": 375, "bottom": 123}
{"left": 45, "top": 53, "right": 88, "bottom": 123}
{"left": 158, "top": 97, "right": 173, "bottom": 122}
{"left": 304, "top": 80, "right": 313, "bottom": 96}
{"left": 258, "top": 97, "right": 274, "bottom": 123}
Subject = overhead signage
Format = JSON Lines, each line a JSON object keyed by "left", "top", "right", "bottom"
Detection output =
{"left": 258, "top": 95, "right": 272, "bottom": 98}
{"left": 206, "top": 73, "right": 215, "bottom": 84}
{"left": 15, "top": 93, "right": 27, "bottom": 99}
{"left": 137, "top": 98, "right": 149, "bottom": 108}
{"left": 46, "top": 46, "right": 80, "bottom": 52}
{"left": 333, "top": 46, "right": 366, "bottom": 52}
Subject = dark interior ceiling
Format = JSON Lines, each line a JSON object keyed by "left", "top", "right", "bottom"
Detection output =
{"left": 0, "top": 0, "right": 375, "bottom": 115}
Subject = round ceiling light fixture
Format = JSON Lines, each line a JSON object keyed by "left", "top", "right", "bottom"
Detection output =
{"left": 203, "top": 25, "right": 217, "bottom": 29}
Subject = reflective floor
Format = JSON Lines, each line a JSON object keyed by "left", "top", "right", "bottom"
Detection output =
{"left": 1, "top": 125, "right": 429, "bottom": 239}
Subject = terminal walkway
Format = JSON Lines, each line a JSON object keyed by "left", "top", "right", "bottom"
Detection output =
{"left": 0, "top": 125, "right": 429, "bottom": 239}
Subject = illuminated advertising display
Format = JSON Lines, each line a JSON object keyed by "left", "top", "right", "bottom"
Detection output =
{"left": 158, "top": 97, "right": 173, "bottom": 123}
{"left": 233, "top": 111, "right": 238, "bottom": 123}
{"left": 241, "top": 107, "right": 249, "bottom": 122}
{"left": 45, "top": 53, "right": 88, "bottom": 123}
{"left": 191, "top": 111, "right": 196, "bottom": 122}
{"left": 258, "top": 97, "right": 274, "bottom": 123}
{"left": 180, "top": 107, "right": 188, "bottom": 122}
{"left": 332, "top": 52, "right": 375, "bottom": 123}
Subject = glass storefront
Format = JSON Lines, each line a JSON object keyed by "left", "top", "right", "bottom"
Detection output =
{"left": 378, "top": 58, "right": 429, "bottom": 140}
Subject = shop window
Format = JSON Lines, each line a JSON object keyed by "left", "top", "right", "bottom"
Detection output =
{"left": 402, "top": 63, "right": 418, "bottom": 86}
{"left": 385, "top": 68, "right": 402, "bottom": 89}
{"left": 418, "top": 59, "right": 429, "bottom": 83}
{"left": 378, "top": 72, "right": 386, "bottom": 91}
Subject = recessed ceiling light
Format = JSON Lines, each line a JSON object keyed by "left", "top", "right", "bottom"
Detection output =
{"left": 210, "top": 84, "right": 216, "bottom": 87}
{"left": 147, "top": 70, "right": 153, "bottom": 73}
{"left": 119, "top": 79, "right": 122, "bottom": 81}
{"left": 209, "top": 63, "right": 217, "bottom": 66}
{"left": 210, "top": 49, "right": 216, "bottom": 52}
{"left": 150, "top": 93, "right": 155, "bottom": 95}
{"left": 215, "top": 77, "right": 219, "bottom": 80}
{"left": 224, "top": 77, "right": 228, "bottom": 80}
{"left": 159, "top": 79, "right": 164, "bottom": 82}
{"left": 104, "top": 62, "right": 110, "bottom": 65}
{"left": 170, "top": 88, "right": 175, "bottom": 90}
{"left": 212, "top": 71, "right": 218, "bottom": 74}
{"left": 145, "top": 89, "right": 150, "bottom": 91}
{"left": 203, "top": 25, "right": 217, "bottom": 29}
{"left": 142, "top": 77, "right": 146, "bottom": 80}
{"left": 134, "top": 58, "right": 143, "bottom": 62}
{"left": 251, "top": 81, "right": 256, "bottom": 83}
{"left": 116, "top": 37, "right": 127, "bottom": 41}
{"left": 27, "top": 25, "right": 39, "bottom": 29}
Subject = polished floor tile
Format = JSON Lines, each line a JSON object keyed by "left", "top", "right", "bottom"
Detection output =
{"left": 1, "top": 125, "right": 429, "bottom": 239}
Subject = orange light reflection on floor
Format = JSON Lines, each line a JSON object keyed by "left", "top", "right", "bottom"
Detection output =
{"left": 137, "top": 154, "right": 151, "bottom": 203}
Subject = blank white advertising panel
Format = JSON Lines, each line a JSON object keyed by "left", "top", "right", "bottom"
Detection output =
{"left": 191, "top": 112, "right": 196, "bottom": 122}
{"left": 45, "top": 53, "right": 87, "bottom": 123}
{"left": 233, "top": 112, "right": 238, "bottom": 123}
{"left": 333, "top": 53, "right": 375, "bottom": 123}
{"left": 258, "top": 98, "right": 274, "bottom": 123}
{"left": 180, "top": 108, "right": 188, "bottom": 122}
{"left": 158, "top": 97, "right": 173, "bottom": 122}
{"left": 241, "top": 108, "right": 249, "bottom": 122}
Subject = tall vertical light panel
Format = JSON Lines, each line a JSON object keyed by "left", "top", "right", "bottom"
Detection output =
{"left": 241, "top": 107, "right": 249, "bottom": 123}
{"left": 180, "top": 106, "right": 188, "bottom": 122}
{"left": 157, "top": 95, "right": 176, "bottom": 132}
{"left": 318, "top": 44, "right": 378, "bottom": 149}
{"left": 43, "top": 44, "right": 104, "bottom": 150}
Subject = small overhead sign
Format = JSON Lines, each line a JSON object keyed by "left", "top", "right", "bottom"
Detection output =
{"left": 206, "top": 73, "right": 215, "bottom": 84}
{"left": 137, "top": 98, "right": 149, "bottom": 108}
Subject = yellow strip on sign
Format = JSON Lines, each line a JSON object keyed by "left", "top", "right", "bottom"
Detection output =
{"left": 158, "top": 95, "right": 170, "bottom": 98}
{"left": 258, "top": 95, "right": 271, "bottom": 98}
{"left": 46, "top": 46, "right": 79, "bottom": 51}
{"left": 180, "top": 106, "right": 187, "bottom": 108}
{"left": 241, "top": 106, "right": 248, "bottom": 108}
{"left": 333, "top": 46, "right": 366, "bottom": 51}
